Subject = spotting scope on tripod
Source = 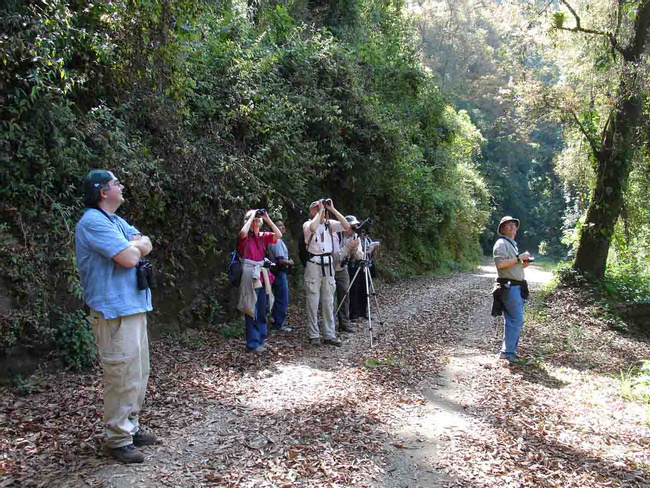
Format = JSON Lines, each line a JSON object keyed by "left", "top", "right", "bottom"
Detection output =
{"left": 335, "top": 220, "right": 383, "bottom": 348}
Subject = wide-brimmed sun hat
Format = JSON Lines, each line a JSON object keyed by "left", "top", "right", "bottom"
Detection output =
{"left": 497, "top": 216, "right": 520, "bottom": 236}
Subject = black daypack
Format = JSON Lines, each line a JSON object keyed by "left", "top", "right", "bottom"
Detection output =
{"left": 298, "top": 224, "right": 335, "bottom": 266}
{"left": 298, "top": 231, "right": 314, "bottom": 267}
{"left": 226, "top": 237, "right": 251, "bottom": 286}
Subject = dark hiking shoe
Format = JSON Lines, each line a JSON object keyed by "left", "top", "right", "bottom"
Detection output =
{"left": 340, "top": 325, "right": 356, "bottom": 333}
{"left": 323, "top": 337, "right": 342, "bottom": 347}
{"left": 247, "top": 345, "right": 268, "bottom": 354}
{"left": 310, "top": 338, "right": 321, "bottom": 347}
{"left": 110, "top": 444, "right": 144, "bottom": 464}
{"left": 499, "top": 353, "right": 521, "bottom": 364}
{"left": 133, "top": 430, "right": 157, "bottom": 447}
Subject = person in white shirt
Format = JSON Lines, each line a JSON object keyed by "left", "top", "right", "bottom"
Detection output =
{"left": 302, "top": 199, "right": 350, "bottom": 346}
{"left": 332, "top": 216, "right": 362, "bottom": 333}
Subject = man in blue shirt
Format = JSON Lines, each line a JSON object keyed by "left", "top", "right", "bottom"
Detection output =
{"left": 267, "top": 221, "right": 294, "bottom": 332}
{"left": 75, "top": 170, "right": 156, "bottom": 463}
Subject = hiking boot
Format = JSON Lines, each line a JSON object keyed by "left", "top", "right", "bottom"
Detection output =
{"left": 310, "top": 338, "right": 321, "bottom": 347}
{"left": 340, "top": 324, "right": 356, "bottom": 333}
{"left": 498, "top": 353, "right": 520, "bottom": 364}
{"left": 278, "top": 325, "right": 294, "bottom": 333}
{"left": 133, "top": 430, "right": 157, "bottom": 447}
{"left": 109, "top": 444, "right": 144, "bottom": 464}
{"left": 248, "top": 345, "right": 268, "bottom": 354}
{"left": 323, "top": 337, "right": 342, "bottom": 347}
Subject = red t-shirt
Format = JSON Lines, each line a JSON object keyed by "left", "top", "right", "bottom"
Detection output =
{"left": 237, "top": 231, "right": 277, "bottom": 262}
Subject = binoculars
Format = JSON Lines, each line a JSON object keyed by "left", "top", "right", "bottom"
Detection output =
{"left": 321, "top": 198, "right": 332, "bottom": 207}
{"left": 136, "top": 259, "right": 156, "bottom": 290}
{"left": 255, "top": 208, "right": 267, "bottom": 218}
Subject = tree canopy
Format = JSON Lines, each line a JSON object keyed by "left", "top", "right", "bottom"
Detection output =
{"left": 1, "top": 0, "right": 648, "bottom": 368}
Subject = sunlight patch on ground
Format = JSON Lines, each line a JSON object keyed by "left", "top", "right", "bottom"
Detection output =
{"left": 242, "top": 363, "right": 339, "bottom": 411}
{"left": 525, "top": 265, "right": 554, "bottom": 285}
{"left": 472, "top": 264, "right": 498, "bottom": 279}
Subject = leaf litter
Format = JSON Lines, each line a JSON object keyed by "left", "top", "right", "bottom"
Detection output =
{"left": 1, "top": 265, "right": 648, "bottom": 487}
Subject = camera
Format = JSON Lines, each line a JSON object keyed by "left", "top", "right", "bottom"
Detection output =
{"left": 262, "top": 257, "right": 276, "bottom": 269}
{"left": 355, "top": 218, "right": 373, "bottom": 234}
{"left": 255, "top": 208, "right": 267, "bottom": 218}
{"left": 136, "top": 259, "right": 156, "bottom": 290}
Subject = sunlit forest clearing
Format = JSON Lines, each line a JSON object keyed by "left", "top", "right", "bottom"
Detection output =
{"left": 1, "top": 0, "right": 649, "bottom": 486}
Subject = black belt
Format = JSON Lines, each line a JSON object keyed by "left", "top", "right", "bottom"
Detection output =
{"left": 496, "top": 278, "right": 525, "bottom": 286}
{"left": 308, "top": 254, "right": 333, "bottom": 277}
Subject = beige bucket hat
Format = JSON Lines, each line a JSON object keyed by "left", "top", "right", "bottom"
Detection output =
{"left": 497, "top": 216, "right": 520, "bottom": 236}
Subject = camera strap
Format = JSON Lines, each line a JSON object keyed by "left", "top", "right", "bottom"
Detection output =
{"left": 501, "top": 237, "right": 519, "bottom": 259}
{"left": 96, "top": 208, "right": 129, "bottom": 241}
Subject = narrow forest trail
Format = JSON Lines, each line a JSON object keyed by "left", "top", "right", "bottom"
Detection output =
{"left": 3, "top": 263, "right": 650, "bottom": 488}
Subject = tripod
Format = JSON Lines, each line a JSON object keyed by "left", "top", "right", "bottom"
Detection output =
{"left": 335, "top": 245, "right": 383, "bottom": 348}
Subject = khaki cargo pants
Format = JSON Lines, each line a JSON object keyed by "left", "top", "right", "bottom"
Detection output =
{"left": 304, "top": 260, "right": 336, "bottom": 340}
{"left": 88, "top": 310, "right": 150, "bottom": 448}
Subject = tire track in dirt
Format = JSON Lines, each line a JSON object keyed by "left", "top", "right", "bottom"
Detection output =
{"left": 376, "top": 263, "right": 553, "bottom": 488}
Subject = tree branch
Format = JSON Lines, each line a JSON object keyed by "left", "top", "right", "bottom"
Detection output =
{"left": 569, "top": 111, "right": 600, "bottom": 157}
{"left": 559, "top": 0, "right": 582, "bottom": 29}
{"left": 558, "top": 0, "right": 625, "bottom": 56}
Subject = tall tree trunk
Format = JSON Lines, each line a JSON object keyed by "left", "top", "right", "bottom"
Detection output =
{"left": 573, "top": 2, "right": 650, "bottom": 278}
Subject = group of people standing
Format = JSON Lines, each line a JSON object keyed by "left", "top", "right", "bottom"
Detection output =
{"left": 236, "top": 198, "right": 380, "bottom": 354}
{"left": 74, "top": 169, "right": 529, "bottom": 464}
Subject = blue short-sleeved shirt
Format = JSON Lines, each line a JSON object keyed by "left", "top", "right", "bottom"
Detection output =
{"left": 75, "top": 208, "right": 153, "bottom": 319}
{"left": 267, "top": 238, "right": 289, "bottom": 263}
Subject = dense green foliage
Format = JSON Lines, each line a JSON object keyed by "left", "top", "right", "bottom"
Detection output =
{"left": 415, "top": 0, "right": 650, "bottom": 292}
{"left": 0, "top": 0, "right": 489, "bottom": 365}
{"left": 414, "top": 0, "right": 567, "bottom": 256}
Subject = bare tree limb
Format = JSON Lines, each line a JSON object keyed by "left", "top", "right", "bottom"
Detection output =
{"left": 559, "top": 0, "right": 583, "bottom": 29}
{"left": 558, "top": 0, "right": 625, "bottom": 56}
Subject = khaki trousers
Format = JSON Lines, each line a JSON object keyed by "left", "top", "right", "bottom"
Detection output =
{"left": 88, "top": 310, "right": 150, "bottom": 448}
{"left": 304, "top": 260, "right": 336, "bottom": 340}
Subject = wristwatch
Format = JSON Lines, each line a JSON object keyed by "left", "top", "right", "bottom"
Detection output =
{"left": 516, "top": 253, "right": 521, "bottom": 263}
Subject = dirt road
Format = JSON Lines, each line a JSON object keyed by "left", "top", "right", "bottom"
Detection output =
{"left": 6, "top": 263, "right": 650, "bottom": 488}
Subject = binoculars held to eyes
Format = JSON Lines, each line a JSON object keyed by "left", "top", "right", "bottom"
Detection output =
{"left": 321, "top": 198, "right": 332, "bottom": 207}
{"left": 255, "top": 209, "right": 268, "bottom": 218}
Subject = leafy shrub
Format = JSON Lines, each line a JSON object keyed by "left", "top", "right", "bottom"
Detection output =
{"left": 603, "top": 252, "right": 650, "bottom": 304}
{"left": 51, "top": 309, "right": 96, "bottom": 371}
{"left": 11, "top": 373, "right": 36, "bottom": 396}
{"left": 0, "top": 0, "right": 490, "bottom": 365}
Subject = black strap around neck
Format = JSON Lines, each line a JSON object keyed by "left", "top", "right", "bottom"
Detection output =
{"left": 95, "top": 207, "right": 128, "bottom": 240}
{"left": 502, "top": 237, "right": 519, "bottom": 256}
